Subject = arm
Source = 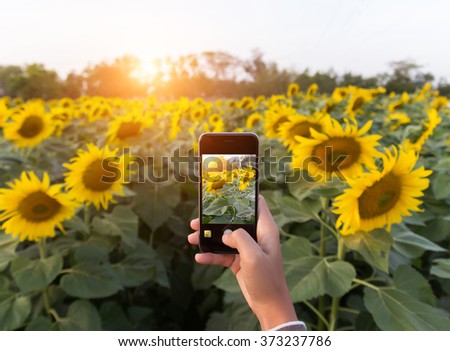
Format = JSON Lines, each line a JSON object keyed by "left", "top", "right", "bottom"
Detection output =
{"left": 188, "top": 195, "right": 305, "bottom": 331}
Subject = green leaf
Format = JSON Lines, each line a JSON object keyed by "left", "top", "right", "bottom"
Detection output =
{"left": 114, "top": 242, "right": 169, "bottom": 288}
{"left": 394, "top": 265, "right": 436, "bottom": 306}
{"left": 73, "top": 245, "right": 109, "bottom": 264}
{"left": 391, "top": 225, "right": 445, "bottom": 258}
{"left": 58, "top": 300, "right": 101, "bottom": 331}
{"left": 206, "top": 301, "right": 259, "bottom": 331}
{"left": 213, "top": 269, "right": 240, "bottom": 293}
{"left": 282, "top": 236, "right": 314, "bottom": 262}
{"left": 286, "top": 257, "right": 356, "bottom": 302}
{"left": 343, "top": 229, "right": 393, "bottom": 273}
{"left": 0, "top": 232, "right": 19, "bottom": 272}
{"left": 100, "top": 301, "right": 133, "bottom": 331}
{"left": 11, "top": 255, "right": 63, "bottom": 294}
{"left": 0, "top": 293, "right": 31, "bottom": 331}
{"left": 60, "top": 263, "right": 122, "bottom": 298}
{"left": 364, "top": 287, "right": 450, "bottom": 330}
{"left": 0, "top": 276, "right": 9, "bottom": 291}
{"left": 431, "top": 259, "right": 450, "bottom": 279}
{"left": 288, "top": 177, "right": 318, "bottom": 201}
{"left": 26, "top": 316, "right": 53, "bottom": 331}
{"left": 64, "top": 215, "right": 89, "bottom": 235}
{"left": 203, "top": 197, "right": 229, "bottom": 216}
{"left": 432, "top": 173, "right": 450, "bottom": 200}
{"left": 132, "top": 182, "right": 180, "bottom": 231}
{"left": 279, "top": 196, "right": 321, "bottom": 223}
{"left": 192, "top": 264, "right": 224, "bottom": 291}
{"left": 92, "top": 205, "right": 138, "bottom": 248}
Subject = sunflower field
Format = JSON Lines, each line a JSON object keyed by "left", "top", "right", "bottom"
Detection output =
{"left": 0, "top": 82, "right": 449, "bottom": 331}
{"left": 202, "top": 164, "right": 257, "bottom": 225}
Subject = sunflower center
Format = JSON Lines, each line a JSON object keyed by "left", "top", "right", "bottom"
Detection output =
{"left": 18, "top": 191, "right": 61, "bottom": 222}
{"left": 358, "top": 173, "right": 401, "bottom": 219}
{"left": 351, "top": 97, "right": 365, "bottom": 111}
{"left": 82, "top": 159, "right": 119, "bottom": 191}
{"left": 250, "top": 117, "right": 260, "bottom": 128}
{"left": 291, "top": 122, "right": 321, "bottom": 138}
{"left": 272, "top": 116, "right": 289, "bottom": 132}
{"left": 313, "top": 137, "right": 361, "bottom": 172}
{"left": 116, "top": 121, "right": 142, "bottom": 140}
{"left": 18, "top": 115, "right": 44, "bottom": 138}
{"left": 211, "top": 178, "right": 226, "bottom": 190}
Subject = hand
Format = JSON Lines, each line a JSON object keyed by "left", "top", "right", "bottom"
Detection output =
{"left": 188, "top": 195, "right": 298, "bottom": 330}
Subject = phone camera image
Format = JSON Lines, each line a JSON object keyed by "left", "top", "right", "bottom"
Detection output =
{"left": 202, "top": 154, "right": 257, "bottom": 225}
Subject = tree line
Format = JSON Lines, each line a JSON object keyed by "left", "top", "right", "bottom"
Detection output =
{"left": 1, "top": 51, "right": 449, "bottom": 100}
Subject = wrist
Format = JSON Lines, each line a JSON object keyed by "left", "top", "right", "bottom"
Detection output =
{"left": 255, "top": 294, "right": 298, "bottom": 330}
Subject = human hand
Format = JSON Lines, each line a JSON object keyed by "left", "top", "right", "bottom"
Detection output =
{"left": 188, "top": 195, "right": 298, "bottom": 330}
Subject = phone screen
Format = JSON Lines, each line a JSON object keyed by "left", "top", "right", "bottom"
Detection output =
{"left": 199, "top": 133, "right": 258, "bottom": 253}
{"left": 202, "top": 154, "right": 257, "bottom": 225}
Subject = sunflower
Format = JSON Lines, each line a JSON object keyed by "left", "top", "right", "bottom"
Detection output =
{"left": 2, "top": 101, "right": 54, "bottom": 148}
{"left": 416, "top": 82, "right": 432, "bottom": 101}
{"left": 246, "top": 112, "right": 263, "bottom": 129}
{"left": 235, "top": 167, "right": 256, "bottom": 191}
{"left": 345, "top": 89, "right": 372, "bottom": 117}
{"left": 305, "top": 83, "right": 318, "bottom": 100}
{"left": 50, "top": 106, "right": 73, "bottom": 136}
{"left": 106, "top": 112, "right": 152, "bottom": 146}
{"left": 331, "top": 87, "right": 350, "bottom": 103}
{"left": 287, "top": 83, "right": 300, "bottom": 97}
{"left": 237, "top": 97, "right": 255, "bottom": 110}
{"left": 264, "top": 104, "right": 297, "bottom": 139}
{"left": 388, "top": 92, "right": 409, "bottom": 112}
{"left": 0, "top": 172, "right": 78, "bottom": 241}
{"left": 432, "top": 96, "right": 448, "bottom": 111}
{"left": 385, "top": 112, "right": 411, "bottom": 131}
{"left": 278, "top": 113, "right": 327, "bottom": 151}
{"left": 204, "top": 170, "right": 230, "bottom": 194}
{"left": 64, "top": 144, "right": 130, "bottom": 210}
{"left": 333, "top": 147, "right": 432, "bottom": 235}
{"left": 404, "top": 109, "right": 441, "bottom": 153}
{"left": 0, "top": 100, "right": 11, "bottom": 127}
{"left": 169, "top": 112, "right": 181, "bottom": 140}
{"left": 291, "top": 118, "right": 382, "bottom": 181}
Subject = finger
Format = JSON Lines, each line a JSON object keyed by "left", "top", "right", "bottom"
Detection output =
{"left": 195, "top": 253, "right": 235, "bottom": 268}
{"left": 188, "top": 231, "right": 199, "bottom": 245}
{"left": 257, "top": 195, "right": 278, "bottom": 234}
{"left": 256, "top": 195, "right": 280, "bottom": 247}
{"left": 190, "top": 218, "right": 200, "bottom": 231}
{"left": 222, "top": 228, "right": 261, "bottom": 257}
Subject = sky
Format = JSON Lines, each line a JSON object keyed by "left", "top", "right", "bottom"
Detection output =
{"left": 1, "top": 0, "right": 450, "bottom": 80}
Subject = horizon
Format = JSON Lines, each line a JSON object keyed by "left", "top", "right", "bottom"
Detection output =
{"left": 2, "top": 0, "right": 450, "bottom": 81}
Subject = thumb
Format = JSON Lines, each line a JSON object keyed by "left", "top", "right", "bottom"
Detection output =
{"left": 222, "top": 228, "right": 261, "bottom": 256}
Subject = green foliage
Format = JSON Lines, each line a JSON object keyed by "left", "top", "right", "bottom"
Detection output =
{"left": 286, "top": 257, "right": 356, "bottom": 302}
{"left": 343, "top": 229, "right": 393, "bottom": 272}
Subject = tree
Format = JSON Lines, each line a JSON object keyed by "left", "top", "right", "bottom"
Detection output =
{"left": 0, "top": 65, "right": 23, "bottom": 97}
{"left": 64, "top": 72, "right": 84, "bottom": 99}
{"left": 379, "top": 60, "right": 434, "bottom": 94}
{"left": 84, "top": 56, "right": 149, "bottom": 98}
{"left": 340, "top": 72, "right": 378, "bottom": 89}
{"left": 7, "top": 64, "right": 64, "bottom": 100}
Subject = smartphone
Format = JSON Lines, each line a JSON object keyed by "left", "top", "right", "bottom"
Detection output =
{"left": 199, "top": 132, "right": 259, "bottom": 254}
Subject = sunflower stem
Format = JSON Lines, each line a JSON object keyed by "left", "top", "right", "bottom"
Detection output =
{"left": 83, "top": 204, "right": 90, "bottom": 234}
{"left": 317, "top": 197, "right": 328, "bottom": 330}
{"left": 303, "top": 300, "right": 330, "bottom": 330}
{"left": 38, "top": 239, "right": 53, "bottom": 318}
{"left": 38, "top": 239, "right": 47, "bottom": 261}
{"left": 329, "top": 236, "right": 345, "bottom": 331}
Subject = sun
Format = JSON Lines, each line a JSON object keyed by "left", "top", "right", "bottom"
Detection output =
{"left": 132, "top": 59, "right": 161, "bottom": 82}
